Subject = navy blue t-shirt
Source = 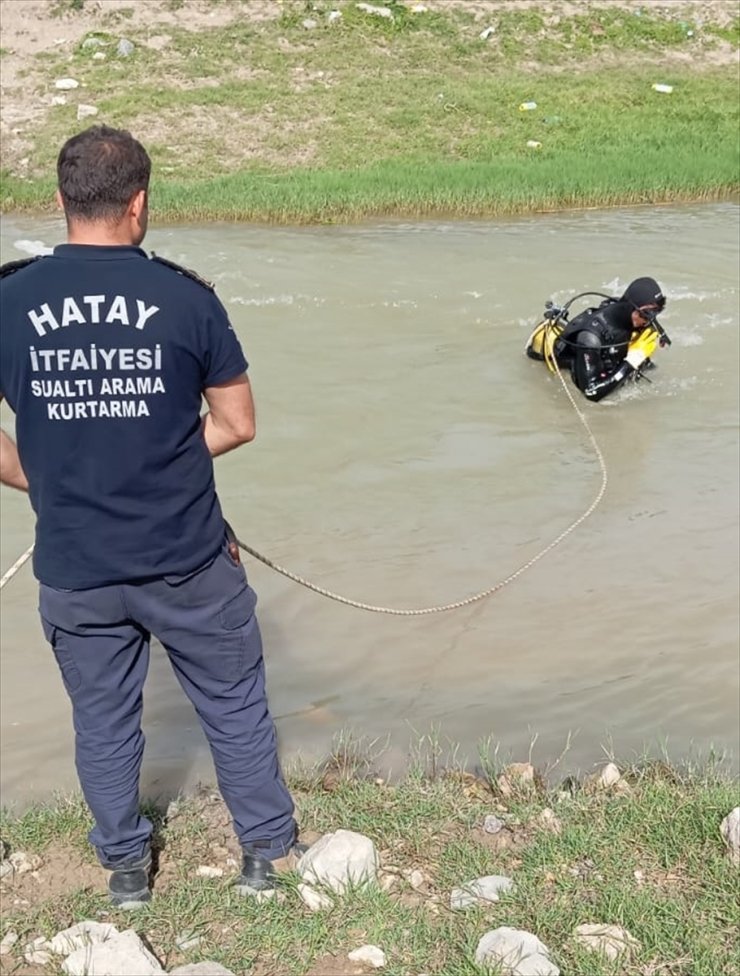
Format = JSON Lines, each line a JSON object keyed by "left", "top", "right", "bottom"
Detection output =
{"left": 0, "top": 245, "right": 248, "bottom": 589}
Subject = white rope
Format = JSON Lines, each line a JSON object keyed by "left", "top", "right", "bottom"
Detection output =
{"left": 0, "top": 361, "right": 607, "bottom": 611}
{"left": 237, "top": 361, "right": 608, "bottom": 615}
{"left": 0, "top": 543, "right": 34, "bottom": 590}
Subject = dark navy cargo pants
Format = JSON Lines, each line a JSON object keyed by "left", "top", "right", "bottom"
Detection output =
{"left": 38, "top": 543, "right": 296, "bottom": 869}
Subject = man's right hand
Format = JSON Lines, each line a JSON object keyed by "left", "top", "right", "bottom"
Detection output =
{"left": 625, "top": 329, "right": 660, "bottom": 371}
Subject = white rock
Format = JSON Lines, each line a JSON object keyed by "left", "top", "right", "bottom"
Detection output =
{"left": 479, "top": 26, "right": 496, "bottom": 39}
{"left": 116, "top": 39, "right": 134, "bottom": 57}
{"left": 196, "top": 865, "right": 223, "bottom": 878}
{"left": 25, "top": 948, "right": 54, "bottom": 966}
{"left": 450, "top": 875, "right": 514, "bottom": 910}
{"left": 77, "top": 104, "right": 99, "bottom": 120}
{"left": 407, "top": 868, "right": 425, "bottom": 890}
{"left": 348, "top": 944, "right": 386, "bottom": 969}
{"left": 24, "top": 937, "right": 54, "bottom": 966}
{"left": 297, "top": 883, "right": 333, "bottom": 911}
{"left": 475, "top": 927, "right": 559, "bottom": 976}
{"left": 483, "top": 814, "right": 505, "bottom": 834}
{"left": 585, "top": 762, "right": 621, "bottom": 791}
{"left": 497, "top": 763, "right": 536, "bottom": 796}
{"left": 9, "top": 851, "right": 42, "bottom": 874}
{"left": 62, "top": 929, "right": 165, "bottom": 975}
{"left": 410, "top": 3, "right": 429, "bottom": 11}
{"left": 82, "top": 37, "right": 105, "bottom": 48}
{"left": 535, "top": 809, "right": 562, "bottom": 834}
{"left": 297, "top": 829, "right": 378, "bottom": 894}
{"left": 0, "top": 860, "right": 12, "bottom": 879}
{"left": 302, "top": 18, "right": 318, "bottom": 29}
{"left": 170, "top": 965, "right": 235, "bottom": 976}
{"left": 92, "top": 52, "right": 106, "bottom": 60}
{"left": 720, "top": 807, "right": 740, "bottom": 866}
{"left": 573, "top": 924, "right": 640, "bottom": 961}
{"left": 233, "top": 884, "right": 284, "bottom": 904}
{"left": 55, "top": 78, "right": 80, "bottom": 90}
{"left": 50, "top": 921, "right": 119, "bottom": 955}
{"left": 0, "top": 930, "right": 18, "bottom": 954}
{"left": 51, "top": 94, "right": 67, "bottom": 105}
{"left": 327, "top": 10, "right": 342, "bottom": 22}
{"left": 174, "top": 932, "right": 202, "bottom": 951}
{"left": 357, "top": 3, "right": 393, "bottom": 18}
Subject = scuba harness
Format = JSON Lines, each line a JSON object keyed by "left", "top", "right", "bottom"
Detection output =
{"left": 525, "top": 290, "right": 672, "bottom": 375}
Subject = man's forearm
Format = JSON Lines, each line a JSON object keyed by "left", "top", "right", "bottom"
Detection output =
{"left": 201, "top": 413, "right": 254, "bottom": 458}
{"left": 0, "top": 429, "right": 29, "bottom": 492}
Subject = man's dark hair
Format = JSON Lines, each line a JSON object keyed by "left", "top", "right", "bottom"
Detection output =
{"left": 57, "top": 125, "right": 151, "bottom": 222}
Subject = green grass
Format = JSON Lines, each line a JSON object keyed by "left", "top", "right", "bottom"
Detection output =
{"left": 0, "top": 1, "right": 738, "bottom": 221}
{"left": 1, "top": 755, "right": 738, "bottom": 975}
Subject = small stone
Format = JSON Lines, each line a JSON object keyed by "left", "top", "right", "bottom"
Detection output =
{"left": 170, "top": 965, "right": 236, "bottom": 976}
{"left": 175, "top": 932, "right": 202, "bottom": 951}
{"left": 573, "top": 923, "right": 640, "bottom": 961}
{"left": 196, "top": 865, "right": 223, "bottom": 878}
{"left": 77, "top": 104, "right": 99, "bottom": 121}
{"left": 62, "top": 930, "right": 165, "bottom": 975}
{"left": 0, "top": 930, "right": 18, "bottom": 955}
{"left": 297, "top": 883, "right": 333, "bottom": 911}
{"left": 475, "top": 927, "right": 559, "bottom": 975}
{"left": 720, "top": 807, "right": 740, "bottom": 866}
{"left": 302, "top": 18, "right": 318, "bottom": 29}
{"left": 497, "top": 763, "right": 536, "bottom": 797}
{"left": 50, "top": 921, "right": 119, "bottom": 955}
{"left": 483, "top": 814, "right": 505, "bottom": 834}
{"left": 479, "top": 26, "right": 496, "bottom": 39}
{"left": 9, "top": 851, "right": 42, "bottom": 874}
{"left": 450, "top": 875, "right": 514, "bottom": 910}
{"left": 535, "top": 808, "right": 562, "bottom": 834}
{"left": 116, "top": 38, "right": 134, "bottom": 57}
{"left": 327, "top": 10, "right": 342, "bottom": 23}
{"left": 406, "top": 868, "right": 425, "bottom": 890}
{"left": 348, "top": 944, "right": 386, "bottom": 969}
{"left": 0, "top": 860, "right": 12, "bottom": 879}
{"left": 379, "top": 873, "right": 398, "bottom": 892}
{"left": 24, "top": 937, "right": 54, "bottom": 966}
{"left": 54, "top": 78, "right": 79, "bottom": 90}
{"left": 586, "top": 763, "right": 621, "bottom": 791}
{"left": 298, "top": 828, "right": 378, "bottom": 894}
{"left": 82, "top": 37, "right": 105, "bottom": 48}
{"left": 92, "top": 52, "right": 106, "bottom": 60}
{"left": 357, "top": 2, "right": 393, "bottom": 18}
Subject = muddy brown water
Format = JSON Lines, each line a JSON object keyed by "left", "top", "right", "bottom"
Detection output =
{"left": 1, "top": 204, "right": 738, "bottom": 808}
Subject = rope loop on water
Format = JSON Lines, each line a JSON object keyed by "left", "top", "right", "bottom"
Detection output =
{"left": 0, "top": 362, "right": 607, "bottom": 608}
{"left": 235, "top": 362, "right": 607, "bottom": 614}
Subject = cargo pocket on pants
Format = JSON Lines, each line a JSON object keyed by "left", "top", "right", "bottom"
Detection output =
{"left": 217, "top": 583, "right": 258, "bottom": 682}
{"left": 41, "top": 617, "right": 83, "bottom": 697}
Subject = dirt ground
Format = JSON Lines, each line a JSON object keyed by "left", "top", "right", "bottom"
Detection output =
{"left": 0, "top": 0, "right": 737, "bottom": 181}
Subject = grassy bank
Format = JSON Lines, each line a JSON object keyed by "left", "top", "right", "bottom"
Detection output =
{"left": 1, "top": 752, "right": 738, "bottom": 975}
{"left": 0, "top": 0, "right": 738, "bottom": 222}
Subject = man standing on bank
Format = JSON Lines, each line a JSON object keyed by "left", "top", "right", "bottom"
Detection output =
{"left": 0, "top": 125, "right": 300, "bottom": 907}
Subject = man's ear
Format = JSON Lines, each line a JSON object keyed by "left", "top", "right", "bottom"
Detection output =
{"left": 130, "top": 189, "right": 147, "bottom": 219}
{"left": 55, "top": 189, "right": 64, "bottom": 211}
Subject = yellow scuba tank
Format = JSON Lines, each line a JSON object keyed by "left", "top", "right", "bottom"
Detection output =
{"left": 525, "top": 318, "right": 565, "bottom": 372}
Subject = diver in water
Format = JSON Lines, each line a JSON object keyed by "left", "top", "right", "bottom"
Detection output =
{"left": 526, "top": 277, "right": 669, "bottom": 402}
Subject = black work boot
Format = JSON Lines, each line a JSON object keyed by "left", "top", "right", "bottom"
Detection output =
{"left": 234, "top": 842, "right": 310, "bottom": 895}
{"left": 107, "top": 852, "right": 152, "bottom": 908}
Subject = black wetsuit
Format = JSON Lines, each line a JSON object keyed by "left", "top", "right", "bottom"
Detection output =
{"left": 554, "top": 300, "right": 642, "bottom": 402}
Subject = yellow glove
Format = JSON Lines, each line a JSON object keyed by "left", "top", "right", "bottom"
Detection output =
{"left": 625, "top": 328, "right": 660, "bottom": 370}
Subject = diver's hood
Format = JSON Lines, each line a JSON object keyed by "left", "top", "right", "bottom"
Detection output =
{"left": 620, "top": 277, "right": 666, "bottom": 310}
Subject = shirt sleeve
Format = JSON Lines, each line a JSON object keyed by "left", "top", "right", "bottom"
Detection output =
{"left": 201, "top": 293, "right": 249, "bottom": 387}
